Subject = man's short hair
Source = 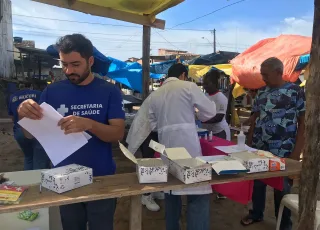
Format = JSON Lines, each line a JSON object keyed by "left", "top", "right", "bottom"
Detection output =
{"left": 56, "top": 34, "right": 93, "bottom": 60}
{"left": 168, "top": 63, "right": 188, "bottom": 78}
{"left": 261, "top": 57, "right": 284, "bottom": 74}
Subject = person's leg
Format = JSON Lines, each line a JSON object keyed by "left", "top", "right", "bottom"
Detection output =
{"left": 165, "top": 194, "right": 182, "bottom": 230}
{"left": 186, "top": 194, "right": 210, "bottom": 230}
{"left": 251, "top": 180, "right": 267, "bottom": 220}
{"left": 60, "top": 203, "right": 87, "bottom": 230}
{"left": 32, "top": 140, "right": 50, "bottom": 170}
{"left": 274, "top": 177, "right": 293, "bottom": 230}
{"left": 241, "top": 180, "right": 267, "bottom": 225}
{"left": 86, "top": 198, "right": 117, "bottom": 230}
{"left": 14, "top": 128, "right": 34, "bottom": 170}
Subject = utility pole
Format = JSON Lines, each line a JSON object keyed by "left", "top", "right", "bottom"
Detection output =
{"left": 142, "top": 25, "right": 151, "bottom": 101}
{"left": 213, "top": 29, "right": 216, "bottom": 53}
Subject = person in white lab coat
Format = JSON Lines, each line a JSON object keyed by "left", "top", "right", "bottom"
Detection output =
{"left": 126, "top": 96, "right": 164, "bottom": 212}
{"left": 149, "top": 63, "right": 216, "bottom": 230}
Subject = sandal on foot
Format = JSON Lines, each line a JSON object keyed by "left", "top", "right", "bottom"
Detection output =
{"left": 240, "top": 211, "right": 263, "bottom": 226}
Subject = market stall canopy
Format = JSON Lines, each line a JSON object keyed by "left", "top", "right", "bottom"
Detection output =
{"left": 230, "top": 35, "right": 312, "bottom": 89}
{"left": 188, "top": 64, "right": 232, "bottom": 82}
{"left": 186, "top": 51, "right": 239, "bottom": 65}
{"left": 32, "top": 0, "right": 184, "bottom": 29}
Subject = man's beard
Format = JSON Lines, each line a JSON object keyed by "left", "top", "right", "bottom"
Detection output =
{"left": 66, "top": 68, "right": 91, "bottom": 85}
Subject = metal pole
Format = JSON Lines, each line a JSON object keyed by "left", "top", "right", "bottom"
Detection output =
{"left": 213, "top": 29, "right": 216, "bottom": 53}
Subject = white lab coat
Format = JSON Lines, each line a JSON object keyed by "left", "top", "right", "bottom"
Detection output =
{"left": 126, "top": 96, "right": 152, "bottom": 154}
{"left": 149, "top": 77, "right": 216, "bottom": 195}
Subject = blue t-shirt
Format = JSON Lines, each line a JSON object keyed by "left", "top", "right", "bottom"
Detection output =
{"left": 252, "top": 83, "right": 305, "bottom": 158}
{"left": 39, "top": 78, "right": 125, "bottom": 176}
{"left": 8, "top": 89, "right": 42, "bottom": 132}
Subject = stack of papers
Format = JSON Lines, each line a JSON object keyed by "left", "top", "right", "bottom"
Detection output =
{"left": 196, "top": 156, "right": 248, "bottom": 175}
{"left": 18, "top": 103, "right": 91, "bottom": 166}
{"left": 214, "top": 145, "right": 258, "bottom": 154}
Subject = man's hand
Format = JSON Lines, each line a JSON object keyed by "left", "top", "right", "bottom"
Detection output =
{"left": 18, "top": 99, "right": 42, "bottom": 120}
{"left": 58, "top": 115, "right": 93, "bottom": 134}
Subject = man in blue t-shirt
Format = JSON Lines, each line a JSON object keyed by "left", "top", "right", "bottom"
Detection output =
{"left": 241, "top": 57, "right": 305, "bottom": 230}
{"left": 17, "top": 34, "right": 125, "bottom": 230}
{"left": 8, "top": 84, "right": 49, "bottom": 170}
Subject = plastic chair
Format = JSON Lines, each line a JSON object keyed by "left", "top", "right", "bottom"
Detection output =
{"left": 276, "top": 194, "right": 320, "bottom": 230}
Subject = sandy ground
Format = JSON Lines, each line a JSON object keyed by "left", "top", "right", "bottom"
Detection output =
{"left": 0, "top": 122, "right": 300, "bottom": 230}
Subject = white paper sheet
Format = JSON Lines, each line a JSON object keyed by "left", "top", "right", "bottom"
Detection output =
{"left": 214, "top": 145, "right": 257, "bottom": 154}
{"left": 18, "top": 102, "right": 88, "bottom": 166}
{"left": 211, "top": 161, "right": 247, "bottom": 175}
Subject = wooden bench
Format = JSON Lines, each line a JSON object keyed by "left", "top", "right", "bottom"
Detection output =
{"left": 0, "top": 159, "right": 302, "bottom": 230}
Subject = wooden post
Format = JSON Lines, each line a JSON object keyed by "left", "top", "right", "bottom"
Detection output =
{"left": 142, "top": 25, "right": 151, "bottom": 100}
{"left": 297, "top": 0, "right": 320, "bottom": 229}
{"left": 129, "top": 195, "right": 142, "bottom": 230}
{"left": 0, "top": 0, "right": 14, "bottom": 79}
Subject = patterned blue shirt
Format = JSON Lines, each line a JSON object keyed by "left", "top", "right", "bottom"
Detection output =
{"left": 252, "top": 83, "right": 305, "bottom": 158}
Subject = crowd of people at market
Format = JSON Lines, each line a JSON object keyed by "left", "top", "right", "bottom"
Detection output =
{"left": 7, "top": 33, "right": 305, "bottom": 230}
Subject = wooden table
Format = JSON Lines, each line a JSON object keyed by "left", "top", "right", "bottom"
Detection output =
{"left": 0, "top": 159, "right": 301, "bottom": 230}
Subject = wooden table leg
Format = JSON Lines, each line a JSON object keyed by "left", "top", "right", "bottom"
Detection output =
{"left": 130, "top": 195, "right": 142, "bottom": 230}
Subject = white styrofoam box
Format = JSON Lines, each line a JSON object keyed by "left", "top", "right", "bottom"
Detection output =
{"left": 41, "top": 164, "right": 93, "bottom": 194}
{"left": 256, "top": 150, "right": 286, "bottom": 171}
{"left": 230, "top": 151, "right": 269, "bottom": 173}
{"left": 136, "top": 159, "right": 168, "bottom": 183}
{"left": 119, "top": 142, "right": 168, "bottom": 183}
{"left": 163, "top": 157, "right": 212, "bottom": 184}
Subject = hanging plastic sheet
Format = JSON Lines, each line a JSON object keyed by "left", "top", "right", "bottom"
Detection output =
{"left": 230, "top": 35, "right": 311, "bottom": 89}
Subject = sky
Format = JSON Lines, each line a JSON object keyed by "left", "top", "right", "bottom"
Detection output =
{"left": 11, "top": 0, "right": 314, "bottom": 60}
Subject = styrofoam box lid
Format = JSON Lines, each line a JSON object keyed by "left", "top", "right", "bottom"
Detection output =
{"left": 137, "top": 158, "right": 166, "bottom": 167}
{"left": 42, "top": 164, "right": 92, "bottom": 177}
{"left": 172, "top": 158, "right": 209, "bottom": 169}
{"left": 231, "top": 151, "right": 268, "bottom": 161}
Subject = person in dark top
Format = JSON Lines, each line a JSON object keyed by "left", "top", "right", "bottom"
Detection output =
{"left": 241, "top": 57, "right": 305, "bottom": 230}
{"left": 8, "top": 84, "right": 49, "bottom": 170}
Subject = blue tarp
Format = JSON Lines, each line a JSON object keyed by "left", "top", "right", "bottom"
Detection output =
{"left": 150, "top": 59, "right": 177, "bottom": 74}
{"left": 295, "top": 54, "right": 310, "bottom": 71}
{"left": 46, "top": 45, "right": 164, "bottom": 92}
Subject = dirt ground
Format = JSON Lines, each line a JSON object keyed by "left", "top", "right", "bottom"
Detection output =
{"left": 0, "top": 122, "right": 300, "bottom": 230}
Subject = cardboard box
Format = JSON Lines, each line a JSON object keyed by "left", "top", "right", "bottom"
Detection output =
{"left": 149, "top": 141, "right": 212, "bottom": 184}
{"left": 230, "top": 151, "right": 269, "bottom": 173}
{"left": 256, "top": 150, "right": 286, "bottom": 171}
{"left": 41, "top": 164, "right": 93, "bottom": 194}
{"left": 119, "top": 142, "right": 168, "bottom": 183}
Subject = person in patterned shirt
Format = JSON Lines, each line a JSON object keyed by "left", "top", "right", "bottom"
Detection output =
{"left": 241, "top": 57, "right": 305, "bottom": 230}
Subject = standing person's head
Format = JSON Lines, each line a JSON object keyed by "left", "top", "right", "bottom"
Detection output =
{"left": 260, "top": 57, "right": 284, "bottom": 88}
{"left": 56, "top": 34, "right": 94, "bottom": 85}
{"left": 168, "top": 63, "right": 189, "bottom": 81}
{"left": 203, "top": 69, "right": 220, "bottom": 95}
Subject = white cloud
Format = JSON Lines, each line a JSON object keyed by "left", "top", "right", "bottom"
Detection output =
{"left": 10, "top": 0, "right": 314, "bottom": 60}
